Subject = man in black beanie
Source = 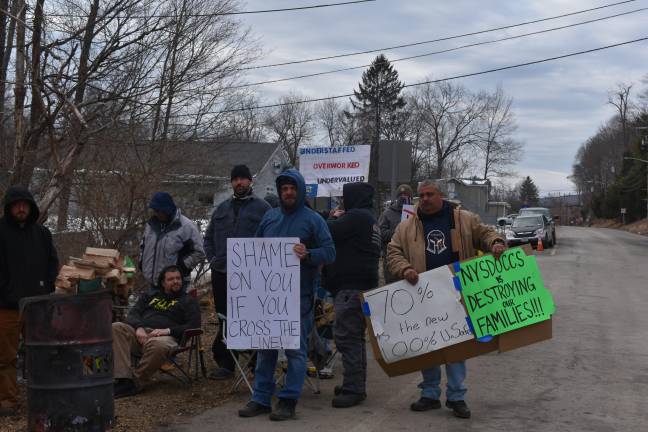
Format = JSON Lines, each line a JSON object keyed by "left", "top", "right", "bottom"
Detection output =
{"left": 204, "top": 164, "right": 271, "bottom": 379}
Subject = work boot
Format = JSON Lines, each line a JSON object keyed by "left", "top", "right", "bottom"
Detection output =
{"left": 238, "top": 401, "right": 271, "bottom": 418}
{"left": 332, "top": 391, "right": 365, "bottom": 408}
{"left": 269, "top": 398, "right": 297, "bottom": 421}
{"left": 410, "top": 397, "right": 441, "bottom": 411}
{"left": 0, "top": 406, "right": 18, "bottom": 417}
{"left": 208, "top": 367, "right": 234, "bottom": 380}
{"left": 446, "top": 400, "right": 471, "bottom": 418}
{"left": 334, "top": 385, "right": 366, "bottom": 398}
{"left": 113, "top": 379, "right": 140, "bottom": 399}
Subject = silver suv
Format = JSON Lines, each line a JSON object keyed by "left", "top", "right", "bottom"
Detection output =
{"left": 518, "top": 207, "right": 557, "bottom": 245}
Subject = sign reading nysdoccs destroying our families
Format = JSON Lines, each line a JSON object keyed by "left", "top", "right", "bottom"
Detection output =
{"left": 226, "top": 238, "right": 301, "bottom": 350}
{"left": 363, "top": 266, "right": 473, "bottom": 364}
{"left": 299, "top": 145, "right": 370, "bottom": 197}
{"left": 457, "top": 248, "right": 555, "bottom": 339}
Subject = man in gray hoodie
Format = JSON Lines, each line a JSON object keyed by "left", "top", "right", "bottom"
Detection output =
{"left": 378, "top": 184, "right": 413, "bottom": 284}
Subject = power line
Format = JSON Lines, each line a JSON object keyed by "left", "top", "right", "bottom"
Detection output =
{"left": 198, "top": 35, "right": 648, "bottom": 115}
{"left": 227, "top": 7, "right": 648, "bottom": 89}
{"left": 240, "top": 0, "right": 640, "bottom": 70}
{"left": 42, "top": 0, "right": 376, "bottom": 18}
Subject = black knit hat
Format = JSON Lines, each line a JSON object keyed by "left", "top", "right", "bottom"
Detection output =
{"left": 231, "top": 164, "right": 252, "bottom": 181}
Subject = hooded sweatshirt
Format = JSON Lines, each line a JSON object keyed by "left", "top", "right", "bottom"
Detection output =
{"left": 324, "top": 182, "right": 381, "bottom": 294}
{"left": 126, "top": 289, "right": 201, "bottom": 340}
{"left": 256, "top": 169, "right": 336, "bottom": 315}
{"left": 0, "top": 186, "right": 59, "bottom": 309}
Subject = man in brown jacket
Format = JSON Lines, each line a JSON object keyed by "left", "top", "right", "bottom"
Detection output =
{"left": 387, "top": 180, "right": 505, "bottom": 419}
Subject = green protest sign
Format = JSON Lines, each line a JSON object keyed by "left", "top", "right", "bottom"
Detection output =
{"left": 457, "top": 247, "right": 555, "bottom": 339}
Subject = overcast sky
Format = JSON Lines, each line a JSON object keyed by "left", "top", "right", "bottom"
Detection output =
{"left": 237, "top": 0, "right": 648, "bottom": 196}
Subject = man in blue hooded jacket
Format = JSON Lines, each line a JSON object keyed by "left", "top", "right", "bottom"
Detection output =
{"left": 238, "top": 169, "right": 335, "bottom": 421}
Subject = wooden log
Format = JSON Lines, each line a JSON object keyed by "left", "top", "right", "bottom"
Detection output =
{"left": 84, "top": 247, "right": 120, "bottom": 259}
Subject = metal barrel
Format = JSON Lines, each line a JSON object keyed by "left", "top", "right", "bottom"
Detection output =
{"left": 21, "top": 291, "right": 114, "bottom": 432}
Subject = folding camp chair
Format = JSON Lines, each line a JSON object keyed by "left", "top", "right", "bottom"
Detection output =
{"left": 216, "top": 313, "right": 256, "bottom": 394}
{"left": 159, "top": 328, "right": 207, "bottom": 385}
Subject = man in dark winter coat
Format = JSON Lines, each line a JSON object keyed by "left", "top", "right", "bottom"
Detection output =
{"left": 324, "top": 182, "right": 381, "bottom": 408}
{"left": 112, "top": 265, "right": 201, "bottom": 398}
{"left": 378, "top": 184, "right": 413, "bottom": 283}
{"left": 140, "top": 192, "right": 204, "bottom": 288}
{"left": 203, "top": 165, "right": 271, "bottom": 379}
{"left": 0, "top": 187, "right": 59, "bottom": 416}
{"left": 238, "top": 169, "right": 335, "bottom": 421}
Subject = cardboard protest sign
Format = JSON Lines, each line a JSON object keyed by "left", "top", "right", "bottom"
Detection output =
{"left": 400, "top": 204, "right": 415, "bottom": 222}
{"left": 456, "top": 247, "right": 555, "bottom": 339}
{"left": 363, "top": 266, "right": 473, "bottom": 364}
{"left": 226, "top": 238, "right": 301, "bottom": 349}
{"left": 299, "top": 145, "right": 370, "bottom": 197}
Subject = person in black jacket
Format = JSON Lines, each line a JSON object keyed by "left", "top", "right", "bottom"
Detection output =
{"left": 324, "top": 182, "right": 381, "bottom": 408}
{"left": 0, "top": 186, "right": 59, "bottom": 417}
{"left": 112, "top": 265, "right": 201, "bottom": 398}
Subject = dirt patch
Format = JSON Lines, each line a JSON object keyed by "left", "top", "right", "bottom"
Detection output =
{"left": 590, "top": 218, "right": 648, "bottom": 236}
{"left": 0, "top": 302, "right": 242, "bottom": 432}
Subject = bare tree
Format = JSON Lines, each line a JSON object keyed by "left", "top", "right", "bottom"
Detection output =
{"left": 264, "top": 93, "right": 314, "bottom": 166}
{"left": 607, "top": 82, "right": 633, "bottom": 149}
{"left": 478, "top": 85, "right": 522, "bottom": 179}
{"left": 413, "top": 81, "right": 485, "bottom": 178}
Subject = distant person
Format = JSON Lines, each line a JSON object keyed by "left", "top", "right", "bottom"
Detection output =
{"left": 263, "top": 192, "right": 280, "bottom": 209}
{"left": 324, "top": 182, "right": 381, "bottom": 408}
{"left": 112, "top": 266, "right": 200, "bottom": 398}
{"left": 203, "top": 165, "right": 270, "bottom": 379}
{"left": 238, "top": 169, "right": 335, "bottom": 421}
{"left": 0, "top": 187, "right": 59, "bottom": 417}
{"left": 140, "top": 192, "right": 205, "bottom": 288}
{"left": 378, "top": 184, "right": 413, "bottom": 283}
{"left": 387, "top": 180, "right": 505, "bottom": 419}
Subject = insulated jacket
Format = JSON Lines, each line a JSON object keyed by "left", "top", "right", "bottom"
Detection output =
{"left": 126, "top": 290, "right": 201, "bottom": 341}
{"left": 204, "top": 192, "right": 270, "bottom": 273}
{"left": 0, "top": 186, "right": 59, "bottom": 309}
{"left": 324, "top": 182, "right": 381, "bottom": 294}
{"left": 387, "top": 201, "right": 503, "bottom": 279}
{"left": 140, "top": 209, "right": 205, "bottom": 285}
{"left": 256, "top": 169, "right": 336, "bottom": 315}
{"left": 378, "top": 200, "right": 406, "bottom": 283}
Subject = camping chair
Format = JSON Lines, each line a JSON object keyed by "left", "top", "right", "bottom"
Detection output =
{"left": 216, "top": 313, "right": 256, "bottom": 394}
{"left": 312, "top": 297, "right": 339, "bottom": 379}
{"left": 139, "top": 328, "right": 207, "bottom": 386}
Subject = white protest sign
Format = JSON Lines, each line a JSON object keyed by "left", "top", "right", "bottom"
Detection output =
{"left": 401, "top": 204, "right": 415, "bottom": 221}
{"left": 299, "top": 145, "right": 371, "bottom": 197}
{"left": 226, "top": 238, "right": 301, "bottom": 349}
{"left": 363, "top": 266, "right": 473, "bottom": 364}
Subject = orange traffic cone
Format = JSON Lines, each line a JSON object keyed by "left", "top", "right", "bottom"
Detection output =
{"left": 537, "top": 237, "right": 544, "bottom": 252}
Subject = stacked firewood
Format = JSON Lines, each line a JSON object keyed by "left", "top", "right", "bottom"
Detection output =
{"left": 55, "top": 247, "right": 136, "bottom": 298}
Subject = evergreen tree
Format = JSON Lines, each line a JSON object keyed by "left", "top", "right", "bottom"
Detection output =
{"left": 519, "top": 176, "right": 540, "bottom": 206}
{"left": 348, "top": 54, "right": 405, "bottom": 207}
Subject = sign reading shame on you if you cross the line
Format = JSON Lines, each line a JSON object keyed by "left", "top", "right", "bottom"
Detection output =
{"left": 226, "top": 238, "right": 301, "bottom": 350}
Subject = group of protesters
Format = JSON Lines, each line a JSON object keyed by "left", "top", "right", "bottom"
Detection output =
{"left": 0, "top": 163, "right": 505, "bottom": 421}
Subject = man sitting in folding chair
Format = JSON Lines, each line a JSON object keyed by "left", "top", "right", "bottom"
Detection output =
{"left": 112, "top": 265, "right": 201, "bottom": 398}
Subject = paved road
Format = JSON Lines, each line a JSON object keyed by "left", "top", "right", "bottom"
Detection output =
{"left": 166, "top": 227, "right": 648, "bottom": 432}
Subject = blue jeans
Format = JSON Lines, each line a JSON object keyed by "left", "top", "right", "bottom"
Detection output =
{"left": 252, "top": 311, "right": 314, "bottom": 407}
{"left": 419, "top": 361, "right": 467, "bottom": 401}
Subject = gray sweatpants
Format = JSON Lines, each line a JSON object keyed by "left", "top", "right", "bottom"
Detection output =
{"left": 334, "top": 289, "right": 367, "bottom": 395}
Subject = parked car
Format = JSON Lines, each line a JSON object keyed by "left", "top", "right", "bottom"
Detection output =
{"left": 497, "top": 213, "right": 518, "bottom": 226}
{"left": 505, "top": 215, "right": 555, "bottom": 248}
{"left": 518, "top": 207, "right": 557, "bottom": 244}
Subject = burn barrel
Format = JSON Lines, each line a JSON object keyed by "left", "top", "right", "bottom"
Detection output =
{"left": 21, "top": 291, "right": 114, "bottom": 431}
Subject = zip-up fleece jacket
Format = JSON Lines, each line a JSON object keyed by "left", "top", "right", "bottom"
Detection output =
{"left": 256, "top": 169, "right": 336, "bottom": 315}
{"left": 387, "top": 201, "right": 503, "bottom": 278}
{"left": 0, "top": 186, "right": 59, "bottom": 309}
{"left": 324, "top": 182, "right": 381, "bottom": 294}
{"left": 140, "top": 209, "right": 205, "bottom": 285}
{"left": 126, "top": 290, "right": 201, "bottom": 341}
{"left": 204, "top": 193, "right": 270, "bottom": 273}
